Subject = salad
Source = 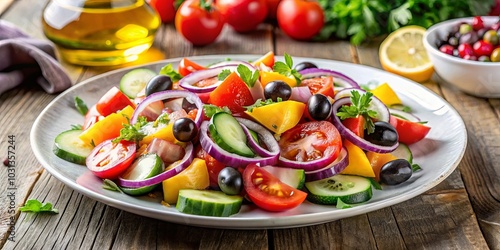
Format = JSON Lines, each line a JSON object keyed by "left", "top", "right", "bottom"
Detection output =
{"left": 53, "top": 52, "right": 431, "bottom": 217}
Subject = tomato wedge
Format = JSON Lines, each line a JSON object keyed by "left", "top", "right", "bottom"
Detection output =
{"left": 96, "top": 87, "right": 136, "bottom": 116}
{"left": 196, "top": 145, "right": 226, "bottom": 188}
{"left": 389, "top": 115, "right": 431, "bottom": 145}
{"left": 178, "top": 58, "right": 207, "bottom": 76}
{"left": 342, "top": 116, "right": 365, "bottom": 137}
{"left": 279, "top": 121, "right": 342, "bottom": 163}
{"left": 208, "top": 72, "right": 254, "bottom": 113}
{"left": 300, "top": 76, "right": 335, "bottom": 98}
{"left": 243, "top": 163, "right": 307, "bottom": 212}
{"left": 86, "top": 139, "right": 136, "bottom": 179}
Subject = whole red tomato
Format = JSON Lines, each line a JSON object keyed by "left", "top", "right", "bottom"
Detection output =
{"left": 149, "top": 0, "right": 176, "bottom": 23}
{"left": 216, "top": 0, "right": 268, "bottom": 32}
{"left": 277, "top": 0, "right": 324, "bottom": 40}
{"left": 175, "top": 0, "right": 225, "bottom": 46}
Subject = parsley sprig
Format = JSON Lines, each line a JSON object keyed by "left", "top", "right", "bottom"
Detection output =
{"left": 336, "top": 91, "right": 377, "bottom": 134}
{"left": 159, "top": 63, "right": 183, "bottom": 82}
{"left": 112, "top": 116, "right": 148, "bottom": 144}
{"left": 203, "top": 104, "right": 231, "bottom": 118}
{"left": 245, "top": 98, "right": 282, "bottom": 112}
{"left": 273, "top": 53, "right": 302, "bottom": 85}
{"left": 218, "top": 69, "right": 231, "bottom": 81}
{"left": 20, "top": 199, "right": 58, "bottom": 214}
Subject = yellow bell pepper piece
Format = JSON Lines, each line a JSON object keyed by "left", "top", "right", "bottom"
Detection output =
{"left": 340, "top": 140, "right": 375, "bottom": 178}
{"left": 245, "top": 100, "right": 305, "bottom": 134}
{"left": 162, "top": 158, "right": 210, "bottom": 204}
{"left": 366, "top": 151, "right": 398, "bottom": 181}
{"left": 370, "top": 83, "right": 402, "bottom": 106}
{"left": 140, "top": 123, "right": 177, "bottom": 145}
{"left": 260, "top": 71, "right": 297, "bottom": 87}
{"left": 79, "top": 105, "right": 134, "bottom": 146}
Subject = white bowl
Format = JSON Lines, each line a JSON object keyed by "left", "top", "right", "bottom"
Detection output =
{"left": 423, "top": 16, "right": 500, "bottom": 98}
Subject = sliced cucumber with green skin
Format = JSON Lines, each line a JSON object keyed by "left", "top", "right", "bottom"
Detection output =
{"left": 262, "top": 165, "right": 305, "bottom": 189}
{"left": 305, "top": 175, "right": 372, "bottom": 205}
{"left": 176, "top": 189, "right": 243, "bottom": 217}
{"left": 391, "top": 143, "right": 413, "bottom": 163}
{"left": 53, "top": 129, "right": 93, "bottom": 165}
{"left": 119, "top": 153, "right": 164, "bottom": 196}
{"left": 210, "top": 112, "right": 255, "bottom": 157}
{"left": 119, "top": 68, "right": 157, "bottom": 98}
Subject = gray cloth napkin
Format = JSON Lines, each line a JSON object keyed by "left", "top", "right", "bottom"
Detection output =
{"left": 0, "top": 20, "right": 72, "bottom": 95}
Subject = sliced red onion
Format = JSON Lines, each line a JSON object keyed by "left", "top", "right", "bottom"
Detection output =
{"left": 331, "top": 97, "right": 398, "bottom": 153}
{"left": 277, "top": 146, "right": 338, "bottom": 172}
{"left": 305, "top": 147, "right": 348, "bottom": 182}
{"left": 389, "top": 108, "right": 420, "bottom": 122}
{"left": 209, "top": 60, "right": 255, "bottom": 69}
{"left": 299, "top": 68, "right": 360, "bottom": 89}
{"left": 334, "top": 88, "right": 390, "bottom": 122}
{"left": 290, "top": 86, "right": 312, "bottom": 103}
{"left": 116, "top": 143, "right": 194, "bottom": 188}
{"left": 178, "top": 66, "right": 234, "bottom": 93}
{"left": 199, "top": 121, "right": 279, "bottom": 168}
{"left": 249, "top": 79, "right": 265, "bottom": 101}
{"left": 131, "top": 90, "right": 203, "bottom": 127}
{"left": 236, "top": 117, "right": 280, "bottom": 158}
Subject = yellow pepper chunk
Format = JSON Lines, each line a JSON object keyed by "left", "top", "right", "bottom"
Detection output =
{"left": 260, "top": 71, "right": 297, "bottom": 87}
{"left": 366, "top": 151, "right": 398, "bottom": 181}
{"left": 79, "top": 105, "right": 134, "bottom": 146}
{"left": 245, "top": 100, "right": 305, "bottom": 134}
{"left": 340, "top": 140, "right": 376, "bottom": 178}
{"left": 370, "top": 83, "right": 402, "bottom": 106}
{"left": 140, "top": 123, "right": 177, "bottom": 145}
{"left": 162, "top": 158, "right": 210, "bottom": 204}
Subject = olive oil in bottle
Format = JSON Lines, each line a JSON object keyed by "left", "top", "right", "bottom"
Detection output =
{"left": 42, "top": 0, "right": 161, "bottom": 66}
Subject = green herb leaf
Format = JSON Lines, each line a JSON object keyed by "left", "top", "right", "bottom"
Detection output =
{"left": 153, "top": 113, "right": 170, "bottom": 128}
{"left": 112, "top": 116, "right": 147, "bottom": 144}
{"left": 336, "top": 198, "right": 352, "bottom": 209}
{"left": 74, "top": 96, "right": 88, "bottom": 116}
{"left": 159, "top": 63, "right": 183, "bottom": 82}
{"left": 245, "top": 98, "right": 281, "bottom": 112}
{"left": 272, "top": 53, "right": 302, "bottom": 84}
{"left": 203, "top": 104, "right": 231, "bottom": 118}
{"left": 71, "top": 124, "right": 83, "bottom": 130}
{"left": 102, "top": 179, "right": 123, "bottom": 193}
{"left": 20, "top": 199, "right": 58, "bottom": 214}
{"left": 412, "top": 163, "right": 422, "bottom": 172}
{"left": 369, "top": 178, "right": 383, "bottom": 190}
{"left": 237, "top": 64, "right": 259, "bottom": 87}
{"left": 218, "top": 69, "right": 231, "bottom": 81}
{"left": 336, "top": 91, "right": 378, "bottom": 134}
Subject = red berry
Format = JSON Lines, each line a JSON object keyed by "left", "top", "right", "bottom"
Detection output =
{"left": 472, "top": 16, "right": 484, "bottom": 31}
{"left": 439, "top": 44, "right": 455, "bottom": 55}
{"left": 458, "top": 43, "right": 475, "bottom": 58}
{"left": 473, "top": 40, "right": 494, "bottom": 57}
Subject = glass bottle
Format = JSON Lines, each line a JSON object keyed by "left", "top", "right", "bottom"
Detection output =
{"left": 42, "top": 0, "right": 161, "bottom": 66}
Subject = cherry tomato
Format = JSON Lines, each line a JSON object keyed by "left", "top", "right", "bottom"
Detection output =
{"left": 458, "top": 43, "right": 474, "bottom": 58}
{"left": 472, "top": 16, "right": 484, "bottom": 31}
{"left": 175, "top": 0, "right": 224, "bottom": 46}
{"left": 216, "top": 0, "right": 268, "bottom": 33}
{"left": 277, "top": 0, "right": 324, "bottom": 40}
{"left": 473, "top": 40, "right": 494, "bottom": 57}
{"left": 300, "top": 75, "right": 335, "bottom": 98}
{"left": 439, "top": 44, "right": 454, "bottom": 56}
{"left": 389, "top": 115, "right": 431, "bottom": 145}
{"left": 178, "top": 58, "right": 207, "bottom": 76}
{"left": 150, "top": 0, "right": 176, "bottom": 23}
{"left": 265, "top": 0, "right": 281, "bottom": 19}
{"left": 279, "top": 121, "right": 342, "bottom": 163}
{"left": 96, "top": 87, "right": 136, "bottom": 116}
{"left": 196, "top": 145, "right": 227, "bottom": 188}
{"left": 208, "top": 72, "right": 254, "bottom": 113}
{"left": 86, "top": 139, "right": 136, "bottom": 179}
{"left": 243, "top": 163, "right": 307, "bottom": 212}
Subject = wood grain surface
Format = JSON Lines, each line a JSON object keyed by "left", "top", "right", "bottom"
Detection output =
{"left": 1, "top": 0, "right": 499, "bottom": 249}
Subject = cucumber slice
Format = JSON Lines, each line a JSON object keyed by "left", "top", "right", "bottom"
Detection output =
{"left": 305, "top": 175, "right": 372, "bottom": 205}
{"left": 176, "top": 189, "right": 243, "bottom": 217}
{"left": 53, "top": 129, "right": 94, "bottom": 165}
{"left": 210, "top": 112, "right": 255, "bottom": 157}
{"left": 119, "top": 153, "right": 164, "bottom": 196}
{"left": 391, "top": 143, "right": 413, "bottom": 163}
{"left": 262, "top": 165, "right": 305, "bottom": 189}
{"left": 119, "top": 68, "right": 157, "bottom": 98}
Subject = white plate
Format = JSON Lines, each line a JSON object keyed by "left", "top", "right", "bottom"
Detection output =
{"left": 31, "top": 55, "right": 467, "bottom": 229}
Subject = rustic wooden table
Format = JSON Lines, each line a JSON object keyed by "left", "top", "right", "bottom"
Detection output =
{"left": 1, "top": 1, "right": 499, "bottom": 249}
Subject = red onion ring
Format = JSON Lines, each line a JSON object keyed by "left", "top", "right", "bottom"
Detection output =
{"left": 290, "top": 86, "right": 313, "bottom": 103}
{"left": 199, "top": 121, "right": 279, "bottom": 168}
{"left": 277, "top": 146, "right": 337, "bottom": 172}
{"left": 178, "top": 66, "right": 235, "bottom": 93}
{"left": 334, "top": 88, "right": 390, "bottom": 123}
{"left": 236, "top": 117, "right": 280, "bottom": 158}
{"left": 209, "top": 60, "right": 255, "bottom": 69}
{"left": 305, "top": 147, "right": 348, "bottom": 182}
{"left": 131, "top": 90, "right": 203, "bottom": 127}
{"left": 389, "top": 108, "right": 420, "bottom": 122}
{"left": 331, "top": 97, "right": 399, "bottom": 153}
{"left": 116, "top": 143, "right": 194, "bottom": 188}
{"left": 299, "top": 68, "right": 360, "bottom": 89}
